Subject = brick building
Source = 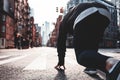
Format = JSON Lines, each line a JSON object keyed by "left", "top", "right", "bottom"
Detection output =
{"left": 0, "top": 0, "right": 39, "bottom": 49}
{"left": 0, "top": 0, "right": 15, "bottom": 48}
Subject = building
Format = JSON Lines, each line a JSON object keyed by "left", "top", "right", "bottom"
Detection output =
{"left": 14, "top": 0, "right": 32, "bottom": 49}
{"left": 0, "top": 0, "right": 15, "bottom": 48}
{"left": 0, "top": 0, "right": 41, "bottom": 49}
{"left": 29, "top": 17, "right": 36, "bottom": 48}
{"left": 111, "top": 0, "right": 120, "bottom": 42}
{"left": 34, "top": 24, "right": 42, "bottom": 47}
{"left": 47, "top": 15, "right": 63, "bottom": 47}
{"left": 47, "top": 7, "right": 64, "bottom": 47}
{"left": 111, "top": 0, "right": 120, "bottom": 25}
{"left": 41, "top": 21, "right": 50, "bottom": 46}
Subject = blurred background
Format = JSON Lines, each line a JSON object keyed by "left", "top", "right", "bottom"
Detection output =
{"left": 0, "top": 0, "right": 120, "bottom": 49}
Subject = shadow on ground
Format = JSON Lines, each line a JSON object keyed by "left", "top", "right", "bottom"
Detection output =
{"left": 54, "top": 68, "right": 67, "bottom": 80}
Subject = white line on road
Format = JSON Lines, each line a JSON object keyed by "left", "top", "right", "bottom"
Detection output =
{"left": 23, "top": 54, "right": 47, "bottom": 70}
{"left": 0, "top": 55, "right": 11, "bottom": 58}
{"left": 0, "top": 54, "right": 29, "bottom": 65}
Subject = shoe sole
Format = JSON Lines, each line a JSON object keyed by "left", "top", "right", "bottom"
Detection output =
{"left": 84, "top": 71, "right": 97, "bottom": 75}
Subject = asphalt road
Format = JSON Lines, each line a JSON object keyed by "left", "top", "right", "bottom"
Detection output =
{"left": 0, "top": 47, "right": 120, "bottom": 80}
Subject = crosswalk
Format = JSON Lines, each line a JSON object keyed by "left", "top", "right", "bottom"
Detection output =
{"left": 1, "top": 48, "right": 117, "bottom": 80}
{"left": 0, "top": 54, "right": 29, "bottom": 65}
{"left": 0, "top": 51, "right": 118, "bottom": 71}
{"left": 0, "top": 54, "right": 78, "bottom": 70}
{"left": 0, "top": 52, "right": 106, "bottom": 80}
{"left": 23, "top": 54, "right": 47, "bottom": 70}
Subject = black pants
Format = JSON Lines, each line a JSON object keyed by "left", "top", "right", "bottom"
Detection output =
{"left": 75, "top": 50, "right": 111, "bottom": 73}
{"left": 73, "top": 12, "right": 111, "bottom": 73}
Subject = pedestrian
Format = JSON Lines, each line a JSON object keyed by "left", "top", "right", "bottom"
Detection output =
{"left": 14, "top": 30, "right": 18, "bottom": 48}
{"left": 17, "top": 33, "right": 22, "bottom": 49}
{"left": 55, "top": 1, "right": 120, "bottom": 80}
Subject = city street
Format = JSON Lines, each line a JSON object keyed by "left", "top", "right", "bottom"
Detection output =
{"left": 0, "top": 47, "right": 120, "bottom": 80}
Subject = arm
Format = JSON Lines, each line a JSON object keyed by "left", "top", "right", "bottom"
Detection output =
{"left": 56, "top": 21, "right": 67, "bottom": 67}
{"left": 55, "top": 8, "right": 75, "bottom": 69}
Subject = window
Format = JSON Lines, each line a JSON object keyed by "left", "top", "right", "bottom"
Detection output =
{"left": 2, "top": 38, "right": 4, "bottom": 46}
{"left": 2, "top": 15, "right": 6, "bottom": 21}
{"left": 2, "top": 25, "right": 5, "bottom": 32}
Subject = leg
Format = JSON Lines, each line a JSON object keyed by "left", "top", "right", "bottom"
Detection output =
{"left": 73, "top": 11, "right": 111, "bottom": 72}
{"left": 75, "top": 50, "right": 110, "bottom": 73}
{"left": 75, "top": 49, "right": 120, "bottom": 79}
{"left": 73, "top": 11, "right": 120, "bottom": 79}
{"left": 106, "top": 58, "right": 120, "bottom": 80}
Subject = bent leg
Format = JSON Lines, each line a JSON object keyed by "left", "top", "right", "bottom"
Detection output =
{"left": 73, "top": 11, "right": 111, "bottom": 73}
{"left": 75, "top": 50, "right": 111, "bottom": 73}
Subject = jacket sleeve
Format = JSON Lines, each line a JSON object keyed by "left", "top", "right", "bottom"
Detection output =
{"left": 56, "top": 8, "right": 75, "bottom": 65}
{"left": 57, "top": 20, "right": 67, "bottom": 53}
{"left": 56, "top": 21, "right": 67, "bottom": 65}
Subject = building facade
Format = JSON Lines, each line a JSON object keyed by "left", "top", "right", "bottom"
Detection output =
{"left": 14, "top": 0, "right": 37, "bottom": 49}
{"left": 111, "top": 0, "right": 120, "bottom": 42}
{"left": 0, "top": 0, "right": 15, "bottom": 48}
{"left": 47, "top": 15, "right": 63, "bottom": 47}
{"left": 41, "top": 21, "right": 50, "bottom": 46}
{"left": 0, "top": 0, "right": 39, "bottom": 49}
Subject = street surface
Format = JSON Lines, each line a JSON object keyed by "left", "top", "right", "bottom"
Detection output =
{"left": 0, "top": 47, "right": 120, "bottom": 80}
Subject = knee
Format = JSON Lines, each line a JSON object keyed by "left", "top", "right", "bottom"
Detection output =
{"left": 76, "top": 51, "right": 87, "bottom": 65}
{"left": 76, "top": 50, "right": 96, "bottom": 66}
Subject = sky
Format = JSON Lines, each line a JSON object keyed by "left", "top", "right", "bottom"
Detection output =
{"left": 28, "top": 0, "right": 112, "bottom": 27}
{"left": 28, "top": 0, "right": 69, "bottom": 26}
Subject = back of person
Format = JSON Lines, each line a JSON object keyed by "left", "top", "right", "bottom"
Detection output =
{"left": 73, "top": 10, "right": 110, "bottom": 50}
{"left": 66, "top": 1, "right": 111, "bottom": 50}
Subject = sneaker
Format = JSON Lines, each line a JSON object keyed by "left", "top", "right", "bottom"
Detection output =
{"left": 84, "top": 68, "right": 97, "bottom": 75}
{"left": 117, "top": 74, "right": 120, "bottom": 80}
{"left": 106, "top": 61, "right": 120, "bottom": 80}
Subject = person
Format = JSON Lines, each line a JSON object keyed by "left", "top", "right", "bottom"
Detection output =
{"left": 55, "top": 1, "right": 120, "bottom": 80}
{"left": 14, "top": 30, "right": 18, "bottom": 48}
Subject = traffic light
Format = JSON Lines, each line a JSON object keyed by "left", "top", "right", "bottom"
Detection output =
{"left": 56, "top": 7, "right": 58, "bottom": 12}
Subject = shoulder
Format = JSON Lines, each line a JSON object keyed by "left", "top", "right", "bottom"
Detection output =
{"left": 92, "top": 1, "right": 109, "bottom": 10}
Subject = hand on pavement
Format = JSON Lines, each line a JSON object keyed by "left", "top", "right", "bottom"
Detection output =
{"left": 54, "top": 65, "right": 66, "bottom": 70}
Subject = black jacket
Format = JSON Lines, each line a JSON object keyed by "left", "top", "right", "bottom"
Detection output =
{"left": 56, "top": 1, "right": 111, "bottom": 65}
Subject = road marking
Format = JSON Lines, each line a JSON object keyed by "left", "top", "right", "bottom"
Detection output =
{"left": 23, "top": 54, "right": 47, "bottom": 70}
{"left": 0, "top": 55, "right": 10, "bottom": 58}
{"left": 0, "top": 55, "right": 29, "bottom": 65}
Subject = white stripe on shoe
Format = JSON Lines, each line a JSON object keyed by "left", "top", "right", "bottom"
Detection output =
{"left": 117, "top": 73, "right": 120, "bottom": 80}
{"left": 109, "top": 61, "right": 119, "bottom": 73}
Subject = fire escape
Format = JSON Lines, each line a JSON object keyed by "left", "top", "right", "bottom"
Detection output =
{"left": 14, "top": 0, "right": 31, "bottom": 49}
